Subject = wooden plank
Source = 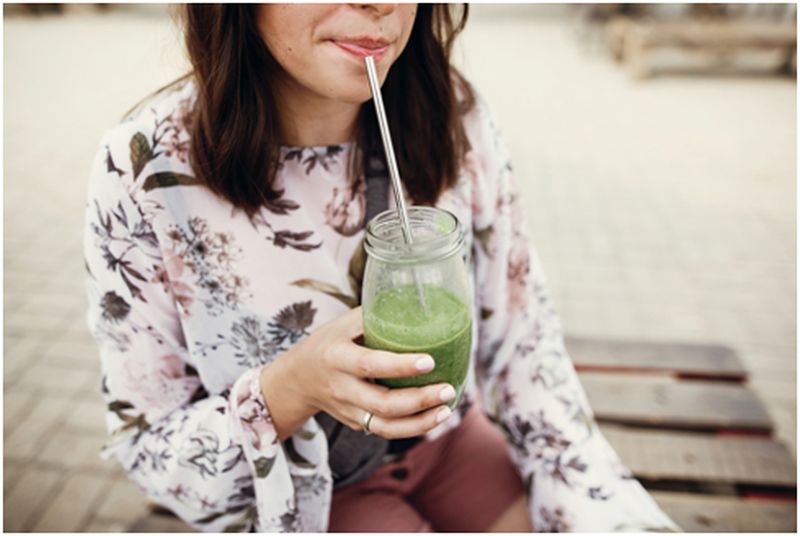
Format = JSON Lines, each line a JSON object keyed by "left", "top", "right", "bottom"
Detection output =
{"left": 130, "top": 513, "right": 195, "bottom": 532}
{"left": 566, "top": 337, "right": 747, "bottom": 381}
{"left": 651, "top": 491, "right": 796, "bottom": 532}
{"left": 580, "top": 374, "right": 773, "bottom": 433}
{"left": 600, "top": 425, "right": 796, "bottom": 488}
{"left": 632, "top": 20, "right": 797, "bottom": 49}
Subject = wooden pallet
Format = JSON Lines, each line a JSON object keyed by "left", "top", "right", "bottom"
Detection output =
{"left": 567, "top": 338, "right": 796, "bottom": 532}
{"left": 130, "top": 512, "right": 194, "bottom": 533}
{"left": 652, "top": 491, "right": 796, "bottom": 532}
{"left": 600, "top": 426, "right": 795, "bottom": 489}
{"left": 132, "top": 338, "right": 794, "bottom": 532}
{"left": 567, "top": 336, "right": 747, "bottom": 381}
{"left": 607, "top": 16, "right": 797, "bottom": 79}
{"left": 580, "top": 374, "right": 773, "bottom": 434}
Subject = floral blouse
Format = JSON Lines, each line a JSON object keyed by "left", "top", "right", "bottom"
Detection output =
{"left": 84, "top": 79, "right": 677, "bottom": 532}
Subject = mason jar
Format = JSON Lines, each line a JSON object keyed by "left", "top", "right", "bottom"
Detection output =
{"left": 362, "top": 207, "right": 473, "bottom": 408}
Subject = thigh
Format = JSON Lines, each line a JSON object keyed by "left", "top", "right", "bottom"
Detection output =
{"left": 329, "top": 487, "right": 433, "bottom": 533}
{"left": 409, "top": 406, "right": 528, "bottom": 532}
{"left": 487, "top": 495, "right": 534, "bottom": 532}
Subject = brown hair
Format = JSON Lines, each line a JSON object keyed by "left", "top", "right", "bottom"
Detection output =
{"left": 180, "top": 4, "right": 474, "bottom": 216}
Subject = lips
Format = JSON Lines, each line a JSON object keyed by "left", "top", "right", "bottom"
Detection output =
{"left": 330, "top": 36, "right": 391, "bottom": 60}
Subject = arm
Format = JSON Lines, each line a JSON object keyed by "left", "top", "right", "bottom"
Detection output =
{"left": 84, "top": 129, "right": 324, "bottom": 532}
{"left": 86, "top": 121, "right": 454, "bottom": 532}
{"left": 468, "top": 99, "right": 679, "bottom": 532}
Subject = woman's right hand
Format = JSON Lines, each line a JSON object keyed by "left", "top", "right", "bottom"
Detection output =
{"left": 260, "top": 306, "right": 455, "bottom": 441}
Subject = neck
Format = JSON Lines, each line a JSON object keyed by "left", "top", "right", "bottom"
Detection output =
{"left": 275, "top": 78, "right": 361, "bottom": 148}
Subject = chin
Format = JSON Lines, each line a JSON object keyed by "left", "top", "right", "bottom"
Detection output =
{"left": 325, "top": 80, "right": 375, "bottom": 105}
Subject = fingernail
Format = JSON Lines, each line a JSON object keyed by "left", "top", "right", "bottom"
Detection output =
{"left": 415, "top": 355, "right": 435, "bottom": 372}
{"left": 436, "top": 406, "right": 452, "bottom": 423}
{"left": 439, "top": 385, "right": 456, "bottom": 402}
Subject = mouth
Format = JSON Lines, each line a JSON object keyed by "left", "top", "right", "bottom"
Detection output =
{"left": 329, "top": 36, "right": 391, "bottom": 61}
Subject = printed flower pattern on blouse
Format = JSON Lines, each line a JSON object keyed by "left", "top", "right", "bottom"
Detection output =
{"left": 84, "top": 79, "right": 678, "bottom": 532}
{"left": 194, "top": 301, "right": 317, "bottom": 369}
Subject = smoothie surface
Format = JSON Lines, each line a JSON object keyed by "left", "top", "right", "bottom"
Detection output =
{"left": 364, "top": 284, "right": 472, "bottom": 400}
{"left": 365, "top": 285, "right": 469, "bottom": 348}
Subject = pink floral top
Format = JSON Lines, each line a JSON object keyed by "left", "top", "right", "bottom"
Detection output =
{"left": 84, "top": 79, "right": 677, "bottom": 532}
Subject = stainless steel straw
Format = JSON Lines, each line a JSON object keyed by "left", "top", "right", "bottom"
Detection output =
{"left": 364, "top": 56, "right": 427, "bottom": 310}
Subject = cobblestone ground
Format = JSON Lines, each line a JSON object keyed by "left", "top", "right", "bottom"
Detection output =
{"left": 4, "top": 6, "right": 795, "bottom": 532}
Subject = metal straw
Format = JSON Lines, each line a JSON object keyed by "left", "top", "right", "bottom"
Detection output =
{"left": 364, "top": 56, "right": 427, "bottom": 310}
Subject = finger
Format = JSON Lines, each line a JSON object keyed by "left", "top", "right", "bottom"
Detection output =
{"left": 349, "top": 378, "right": 457, "bottom": 419}
{"left": 335, "top": 344, "right": 435, "bottom": 379}
{"left": 367, "top": 404, "right": 453, "bottom": 440}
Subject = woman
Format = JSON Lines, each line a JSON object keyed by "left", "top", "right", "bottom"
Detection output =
{"left": 85, "top": 4, "right": 677, "bottom": 532}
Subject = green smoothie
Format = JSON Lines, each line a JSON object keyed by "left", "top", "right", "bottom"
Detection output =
{"left": 363, "top": 284, "right": 472, "bottom": 408}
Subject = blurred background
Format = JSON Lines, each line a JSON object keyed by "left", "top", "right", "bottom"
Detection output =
{"left": 4, "top": 3, "right": 796, "bottom": 532}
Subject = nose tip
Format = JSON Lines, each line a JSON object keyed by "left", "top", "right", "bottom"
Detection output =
{"left": 352, "top": 3, "right": 396, "bottom": 17}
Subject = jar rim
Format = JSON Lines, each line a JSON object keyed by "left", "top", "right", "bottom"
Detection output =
{"left": 365, "top": 207, "right": 464, "bottom": 264}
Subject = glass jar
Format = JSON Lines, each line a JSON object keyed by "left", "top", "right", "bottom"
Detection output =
{"left": 362, "top": 207, "right": 473, "bottom": 408}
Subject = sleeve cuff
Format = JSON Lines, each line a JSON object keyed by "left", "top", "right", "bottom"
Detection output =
{"left": 228, "top": 366, "right": 279, "bottom": 454}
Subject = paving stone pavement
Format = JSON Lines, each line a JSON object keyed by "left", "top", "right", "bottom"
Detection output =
{"left": 4, "top": 5, "right": 795, "bottom": 532}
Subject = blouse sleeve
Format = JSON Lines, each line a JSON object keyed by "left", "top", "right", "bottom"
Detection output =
{"left": 84, "top": 125, "right": 330, "bottom": 532}
{"left": 467, "top": 97, "right": 679, "bottom": 532}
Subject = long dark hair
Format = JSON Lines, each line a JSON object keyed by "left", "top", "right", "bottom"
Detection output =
{"left": 180, "top": 4, "right": 474, "bottom": 216}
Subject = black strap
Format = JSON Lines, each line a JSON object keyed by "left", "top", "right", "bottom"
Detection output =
{"left": 313, "top": 151, "right": 427, "bottom": 488}
{"left": 363, "top": 153, "right": 423, "bottom": 457}
{"left": 364, "top": 151, "right": 390, "bottom": 223}
{"left": 314, "top": 411, "right": 389, "bottom": 489}
{"left": 313, "top": 150, "right": 392, "bottom": 489}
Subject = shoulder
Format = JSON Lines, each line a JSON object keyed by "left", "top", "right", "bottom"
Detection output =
{"left": 93, "top": 78, "right": 197, "bottom": 201}
{"left": 456, "top": 78, "right": 507, "bottom": 166}
{"left": 447, "top": 77, "right": 516, "bottom": 228}
{"left": 456, "top": 78, "right": 512, "bottom": 187}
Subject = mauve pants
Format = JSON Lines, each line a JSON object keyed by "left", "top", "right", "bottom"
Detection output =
{"left": 328, "top": 404, "right": 527, "bottom": 532}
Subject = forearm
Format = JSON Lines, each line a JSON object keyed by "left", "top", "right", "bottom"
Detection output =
{"left": 259, "top": 355, "right": 318, "bottom": 441}
{"left": 104, "top": 394, "right": 259, "bottom": 531}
